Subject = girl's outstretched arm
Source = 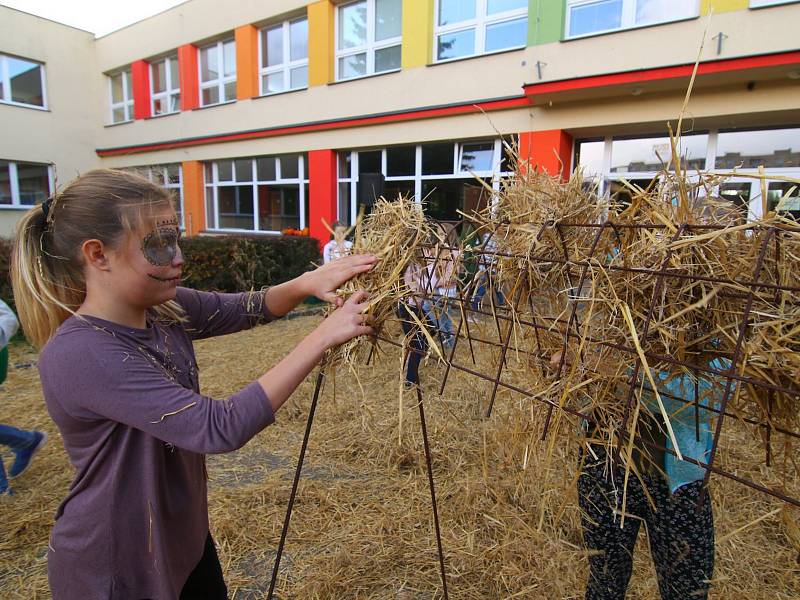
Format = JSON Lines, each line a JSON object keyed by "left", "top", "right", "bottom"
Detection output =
{"left": 264, "top": 253, "right": 377, "bottom": 316}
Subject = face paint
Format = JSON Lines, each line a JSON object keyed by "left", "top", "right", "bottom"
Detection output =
{"left": 141, "top": 218, "right": 181, "bottom": 267}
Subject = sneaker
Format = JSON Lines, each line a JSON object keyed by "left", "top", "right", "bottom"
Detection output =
{"left": 9, "top": 431, "right": 47, "bottom": 479}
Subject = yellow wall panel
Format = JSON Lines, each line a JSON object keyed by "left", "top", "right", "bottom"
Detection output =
{"left": 308, "top": 0, "right": 334, "bottom": 86}
{"left": 401, "top": 0, "right": 434, "bottom": 68}
{"left": 701, "top": 0, "right": 749, "bottom": 14}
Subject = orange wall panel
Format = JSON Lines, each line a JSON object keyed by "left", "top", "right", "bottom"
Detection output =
{"left": 308, "top": 0, "right": 334, "bottom": 86}
{"left": 235, "top": 24, "right": 259, "bottom": 100}
{"left": 178, "top": 44, "right": 199, "bottom": 111}
{"left": 519, "top": 130, "right": 574, "bottom": 181}
{"left": 181, "top": 160, "right": 206, "bottom": 236}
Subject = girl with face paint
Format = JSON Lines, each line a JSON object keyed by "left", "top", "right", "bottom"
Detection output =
{"left": 11, "top": 169, "right": 377, "bottom": 600}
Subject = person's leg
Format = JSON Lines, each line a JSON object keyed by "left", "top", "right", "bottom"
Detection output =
{"left": 645, "top": 480, "right": 714, "bottom": 600}
{"left": 471, "top": 272, "right": 487, "bottom": 312}
{"left": 180, "top": 533, "right": 228, "bottom": 600}
{"left": 398, "top": 304, "right": 426, "bottom": 386}
{"left": 0, "top": 423, "right": 37, "bottom": 450}
{"left": 437, "top": 298, "right": 455, "bottom": 348}
{"left": 578, "top": 449, "right": 643, "bottom": 600}
{"left": 0, "top": 457, "right": 10, "bottom": 495}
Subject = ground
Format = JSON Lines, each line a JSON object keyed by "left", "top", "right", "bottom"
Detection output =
{"left": 0, "top": 315, "right": 798, "bottom": 599}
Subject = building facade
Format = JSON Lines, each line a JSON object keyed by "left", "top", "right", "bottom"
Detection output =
{"left": 1, "top": 0, "right": 798, "bottom": 241}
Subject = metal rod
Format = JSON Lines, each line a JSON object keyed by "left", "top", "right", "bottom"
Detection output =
{"left": 267, "top": 364, "right": 326, "bottom": 600}
{"left": 416, "top": 380, "right": 450, "bottom": 599}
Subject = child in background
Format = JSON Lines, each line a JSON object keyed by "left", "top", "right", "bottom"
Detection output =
{"left": 0, "top": 298, "right": 47, "bottom": 496}
{"left": 11, "top": 169, "right": 376, "bottom": 599}
{"left": 323, "top": 220, "right": 353, "bottom": 264}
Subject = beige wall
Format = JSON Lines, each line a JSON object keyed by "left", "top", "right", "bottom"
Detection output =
{"left": 0, "top": 6, "right": 101, "bottom": 237}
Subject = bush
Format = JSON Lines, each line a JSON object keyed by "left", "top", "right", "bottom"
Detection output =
{"left": 0, "top": 234, "right": 321, "bottom": 309}
{"left": 180, "top": 234, "right": 320, "bottom": 292}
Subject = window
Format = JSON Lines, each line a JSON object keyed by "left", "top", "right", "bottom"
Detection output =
{"left": 260, "top": 18, "right": 309, "bottom": 95}
{"left": 199, "top": 39, "right": 236, "bottom": 106}
{"left": 109, "top": 69, "right": 133, "bottom": 123}
{"left": 750, "top": 0, "right": 799, "bottom": 6}
{"left": 715, "top": 128, "right": 800, "bottom": 170}
{"left": 134, "top": 165, "right": 185, "bottom": 228}
{"left": 337, "top": 138, "right": 513, "bottom": 224}
{"left": 150, "top": 55, "right": 180, "bottom": 116}
{"left": 0, "top": 160, "right": 51, "bottom": 207}
{"left": 565, "top": 0, "right": 698, "bottom": 39}
{"left": 204, "top": 154, "right": 307, "bottom": 232}
{"left": 574, "top": 128, "right": 800, "bottom": 220}
{"left": 434, "top": 0, "right": 527, "bottom": 62}
{"left": 336, "top": 0, "right": 402, "bottom": 81}
{"left": 0, "top": 53, "right": 46, "bottom": 109}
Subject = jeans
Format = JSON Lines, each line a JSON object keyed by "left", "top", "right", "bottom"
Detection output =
{"left": 0, "top": 424, "right": 38, "bottom": 490}
{"left": 422, "top": 298, "right": 454, "bottom": 349}
{"left": 397, "top": 303, "right": 434, "bottom": 385}
{"left": 471, "top": 270, "right": 505, "bottom": 312}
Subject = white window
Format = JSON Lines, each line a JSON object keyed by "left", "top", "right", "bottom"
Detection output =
{"left": 565, "top": 0, "right": 698, "bottom": 39}
{"left": 136, "top": 165, "right": 185, "bottom": 229}
{"left": 260, "top": 17, "right": 309, "bottom": 95}
{"left": 337, "top": 138, "right": 514, "bottom": 224}
{"left": 434, "top": 0, "right": 527, "bottom": 62}
{"left": 750, "top": 0, "right": 799, "bottom": 6}
{"left": 0, "top": 160, "right": 52, "bottom": 208}
{"left": 336, "top": 0, "right": 402, "bottom": 81}
{"left": 0, "top": 53, "right": 47, "bottom": 109}
{"left": 204, "top": 155, "right": 308, "bottom": 233}
{"left": 150, "top": 55, "right": 180, "bottom": 116}
{"left": 109, "top": 69, "right": 133, "bottom": 123}
{"left": 574, "top": 128, "right": 800, "bottom": 220}
{"left": 199, "top": 39, "right": 236, "bottom": 106}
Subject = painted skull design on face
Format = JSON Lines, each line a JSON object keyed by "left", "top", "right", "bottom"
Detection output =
{"left": 141, "top": 217, "right": 181, "bottom": 267}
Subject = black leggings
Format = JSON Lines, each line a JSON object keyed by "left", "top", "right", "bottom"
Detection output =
{"left": 180, "top": 534, "right": 228, "bottom": 600}
{"left": 578, "top": 448, "right": 714, "bottom": 600}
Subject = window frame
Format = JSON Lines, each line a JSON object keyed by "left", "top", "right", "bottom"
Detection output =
{"left": 108, "top": 69, "right": 134, "bottom": 124}
{"left": 334, "top": 0, "right": 403, "bottom": 82}
{"left": 0, "top": 53, "right": 48, "bottom": 110}
{"left": 0, "top": 160, "right": 53, "bottom": 209}
{"left": 432, "top": 0, "right": 528, "bottom": 64}
{"left": 150, "top": 55, "right": 181, "bottom": 116}
{"left": 564, "top": 0, "right": 700, "bottom": 40}
{"left": 204, "top": 155, "right": 308, "bottom": 234}
{"left": 198, "top": 39, "right": 237, "bottom": 108}
{"left": 258, "top": 17, "right": 310, "bottom": 97}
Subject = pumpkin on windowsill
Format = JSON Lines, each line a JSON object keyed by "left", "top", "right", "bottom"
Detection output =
{"left": 281, "top": 227, "right": 310, "bottom": 236}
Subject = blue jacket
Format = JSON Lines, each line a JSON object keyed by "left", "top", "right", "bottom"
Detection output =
{"left": 641, "top": 358, "right": 732, "bottom": 492}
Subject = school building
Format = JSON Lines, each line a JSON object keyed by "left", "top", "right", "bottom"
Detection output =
{"left": 1, "top": 0, "right": 798, "bottom": 242}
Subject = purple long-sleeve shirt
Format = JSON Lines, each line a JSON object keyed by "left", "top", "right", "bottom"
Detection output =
{"left": 38, "top": 288, "right": 278, "bottom": 599}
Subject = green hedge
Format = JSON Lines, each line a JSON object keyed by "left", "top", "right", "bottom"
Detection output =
{"left": 0, "top": 234, "right": 321, "bottom": 309}
{"left": 179, "top": 234, "right": 320, "bottom": 292}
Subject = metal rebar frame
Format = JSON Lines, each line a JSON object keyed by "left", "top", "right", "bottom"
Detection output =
{"left": 268, "top": 218, "right": 799, "bottom": 597}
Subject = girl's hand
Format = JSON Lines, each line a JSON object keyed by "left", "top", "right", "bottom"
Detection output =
{"left": 303, "top": 254, "right": 377, "bottom": 306}
{"left": 315, "top": 290, "right": 374, "bottom": 349}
